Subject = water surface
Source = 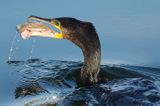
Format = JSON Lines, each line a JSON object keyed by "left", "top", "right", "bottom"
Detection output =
{"left": 1, "top": 59, "right": 159, "bottom": 106}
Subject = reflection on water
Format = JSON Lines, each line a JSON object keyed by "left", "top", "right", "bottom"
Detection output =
{"left": 7, "top": 59, "right": 160, "bottom": 106}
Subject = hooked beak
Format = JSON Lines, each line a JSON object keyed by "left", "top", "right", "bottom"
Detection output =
{"left": 28, "top": 15, "right": 51, "bottom": 24}
{"left": 17, "top": 16, "right": 63, "bottom": 39}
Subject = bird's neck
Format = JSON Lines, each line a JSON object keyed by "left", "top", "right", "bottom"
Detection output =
{"left": 66, "top": 22, "right": 101, "bottom": 86}
{"left": 80, "top": 46, "right": 101, "bottom": 86}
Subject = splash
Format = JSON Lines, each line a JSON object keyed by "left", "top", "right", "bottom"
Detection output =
{"left": 8, "top": 32, "right": 19, "bottom": 61}
{"left": 7, "top": 60, "right": 160, "bottom": 106}
{"left": 8, "top": 31, "right": 36, "bottom": 61}
{"left": 29, "top": 39, "right": 36, "bottom": 59}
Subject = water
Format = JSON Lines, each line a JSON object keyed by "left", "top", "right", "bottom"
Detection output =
{"left": 8, "top": 32, "right": 18, "bottom": 61}
{"left": 4, "top": 59, "right": 160, "bottom": 106}
{"left": 29, "top": 39, "right": 36, "bottom": 59}
{"left": 1, "top": 1, "right": 160, "bottom": 106}
{"left": 2, "top": 14, "right": 160, "bottom": 106}
{"left": 2, "top": 32, "right": 160, "bottom": 106}
{"left": 7, "top": 33, "right": 37, "bottom": 61}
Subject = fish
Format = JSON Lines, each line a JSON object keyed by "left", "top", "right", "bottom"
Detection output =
{"left": 17, "top": 22, "right": 56, "bottom": 39}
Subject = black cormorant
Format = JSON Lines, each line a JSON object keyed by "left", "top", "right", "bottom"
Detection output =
{"left": 17, "top": 16, "right": 101, "bottom": 86}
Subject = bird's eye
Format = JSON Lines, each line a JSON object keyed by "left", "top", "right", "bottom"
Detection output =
{"left": 54, "top": 20, "right": 60, "bottom": 26}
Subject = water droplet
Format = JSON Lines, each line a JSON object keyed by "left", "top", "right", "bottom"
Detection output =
{"left": 8, "top": 57, "right": 11, "bottom": 60}
{"left": 28, "top": 39, "right": 36, "bottom": 59}
{"left": 17, "top": 39, "right": 20, "bottom": 42}
{"left": 10, "top": 48, "right": 13, "bottom": 52}
{"left": 8, "top": 32, "right": 18, "bottom": 61}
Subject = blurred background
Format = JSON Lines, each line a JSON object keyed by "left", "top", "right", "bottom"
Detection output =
{"left": 0, "top": 0, "right": 160, "bottom": 67}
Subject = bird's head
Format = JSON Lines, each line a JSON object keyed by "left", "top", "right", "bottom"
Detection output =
{"left": 17, "top": 16, "right": 98, "bottom": 48}
{"left": 17, "top": 16, "right": 63, "bottom": 39}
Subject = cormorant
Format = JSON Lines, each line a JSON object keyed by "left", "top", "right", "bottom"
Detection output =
{"left": 17, "top": 16, "right": 101, "bottom": 86}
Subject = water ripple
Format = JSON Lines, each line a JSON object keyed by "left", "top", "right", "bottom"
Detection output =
{"left": 7, "top": 59, "right": 160, "bottom": 106}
